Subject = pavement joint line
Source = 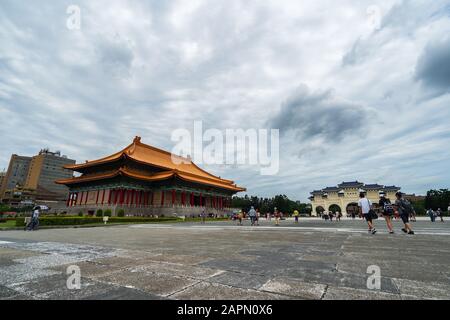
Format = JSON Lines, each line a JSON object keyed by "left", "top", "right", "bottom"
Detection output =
{"left": 164, "top": 279, "right": 205, "bottom": 298}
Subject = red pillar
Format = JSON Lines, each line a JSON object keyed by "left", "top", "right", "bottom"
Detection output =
{"left": 96, "top": 190, "right": 100, "bottom": 205}
{"left": 120, "top": 189, "right": 125, "bottom": 205}
{"left": 190, "top": 193, "right": 194, "bottom": 206}
{"left": 101, "top": 189, "right": 106, "bottom": 205}
{"left": 181, "top": 192, "right": 185, "bottom": 206}
{"left": 199, "top": 193, "right": 202, "bottom": 207}
{"left": 66, "top": 193, "right": 71, "bottom": 207}
{"left": 172, "top": 190, "right": 176, "bottom": 205}
{"left": 151, "top": 191, "right": 154, "bottom": 205}
{"left": 161, "top": 190, "right": 165, "bottom": 206}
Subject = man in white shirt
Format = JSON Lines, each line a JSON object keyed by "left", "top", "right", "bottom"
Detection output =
{"left": 358, "top": 192, "right": 377, "bottom": 234}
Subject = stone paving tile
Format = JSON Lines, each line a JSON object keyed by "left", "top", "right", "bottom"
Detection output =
{"left": 95, "top": 270, "right": 200, "bottom": 297}
{"left": 0, "top": 285, "right": 21, "bottom": 299}
{"left": 130, "top": 262, "right": 224, "bottom": 280}
{"left": 170, "top": 281, "right": 294, "bottom": 300}
{"left": 285, "top": 269, "right": 400, "bottom": 294}
{"left": 392, "top": 278, "right": 450, "bottom": 300}
{"left": 84, "top": 286, "right": 164, "bottom": 300}
{"left": 9, "top": 274, "right": 117, "bottom": 300}
{"left": 259, "top": 277, "right": 326, "bottom": 299}
{"left": 207, "top": 271, "right": 271, "bottom": 290}
{"left": 50, "top": 261, "right": 124, "bottom": 279}
{"left": 323, "top": 286, "right": 402, "bottom": 300}
{"left": 0, "top": 265, "right": 60, "bottom": 286}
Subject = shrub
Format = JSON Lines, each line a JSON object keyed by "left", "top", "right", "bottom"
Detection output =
{"left": 116, "top": 209, "right": 124, "bottom": 217}
{"left": 95, "top": 209, "right": 103, "bottom": 217}
{"left": 78, "top": 211, "right": 83, "bottom": 217}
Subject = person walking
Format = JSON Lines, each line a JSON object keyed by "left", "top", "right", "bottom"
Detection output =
{"left": 274, "top": 208, "right": 281, "bottom": 226}
{"left": 248, "top": 206, "right": 257, "bottom": 226}
{"left": 336, "top": 211, "right": 341, "bottom": 222}
{"left": 379, "top": 193, "right": 394, "bottom": 234}
{"left": 358, "top": 192, "right": 377, "bottom": 234}
{"left": 200, "top": 209, "right": 206, "bottom": 224}
{"left": 394, "top": 192, "right": 415, "bottom": 235}
{"left": 256, "top": 209, "right": 260, "bottom": 226}
{"left": 437, "top": 208, "right": 444, "bottom": 222}
{"left": 237, "top": 210, "right": 243, "bottom": 226}
{"left": 427, "top": 208, "right": 435, "bottom": 222}
{"left": 28, "top": 206, "right": 40, "bottom": 231}
{"left": 293, "top": 210, "right": 299, "bottom": 224}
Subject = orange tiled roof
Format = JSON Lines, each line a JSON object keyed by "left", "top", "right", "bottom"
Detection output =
{"left": 60, "top": 137, "right": 246, "bottom": 192}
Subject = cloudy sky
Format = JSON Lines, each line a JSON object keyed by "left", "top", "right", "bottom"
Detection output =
{"left": 1, "top": 0, "right": 449, "bottom": 201}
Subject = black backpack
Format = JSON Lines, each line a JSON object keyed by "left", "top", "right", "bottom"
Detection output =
{"left": 400, "top": 199, "right": 414, "bottom": 215}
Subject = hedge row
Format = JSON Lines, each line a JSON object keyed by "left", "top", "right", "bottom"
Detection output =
{"left": 15, "top": 216, "right": 180, "bottom": 227}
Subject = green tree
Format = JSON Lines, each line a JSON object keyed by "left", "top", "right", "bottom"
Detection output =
{"left": 96, "top": 209, "right": 103, "bottom": 217}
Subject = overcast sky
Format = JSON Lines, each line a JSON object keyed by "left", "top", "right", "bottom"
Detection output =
{"left": 1, "top": 0, "right": 449, "bottom": 201}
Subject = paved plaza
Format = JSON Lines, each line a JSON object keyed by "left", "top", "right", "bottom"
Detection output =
{"left": 1, "top": 218, "right": 450, "bottom": 300}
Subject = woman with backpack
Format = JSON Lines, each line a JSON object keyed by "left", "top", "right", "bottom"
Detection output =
{"left": 394, "top": 192, "right": 415, "bottom": 235}
{"left": 379, "top": 193, "right": 394, "bottom": 234}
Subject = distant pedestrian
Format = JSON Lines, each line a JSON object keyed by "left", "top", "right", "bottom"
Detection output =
{"left": 358, "top": 192, "right": 377, "bottom": 234}
{"left": 267, "top": 212, "right": 271, "bottom": 221}
{"left": 256, "top": 209, "right": 260, "bottom": 226}
{"left": 293, "top": 210, "right": 299, "bottom": 224}
{"left": 437, "top": 208, "right": 444, "bottom": 222}
{"left": 427, "top": 209, "right": 435, "bottom": 222}
{"left": 237, "top": 210, "right": 243, "bottom": 226}
{"left": 27, "top": 207, "right": 40, "bottom": 231}
{"left": 274, "top": 208, "right": 281, "bottom": 226}
{"left": 379, "top": 193, "right": 394, "bottom": 234}
{"left": 394, "top": 192, "right": 415, "bottom": 235}
{"left": 200, "top": 209, "right": 206, "bottom": 224}
{"left": 248, "top": 206, "right": 257, "bottom": 226}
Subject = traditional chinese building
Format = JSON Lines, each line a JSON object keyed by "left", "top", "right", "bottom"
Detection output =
{"left": 56, "top": 137, "right": 246, "bottom": 216}
{"left": 309, "top": 181, "right": 401, "bottom": 216}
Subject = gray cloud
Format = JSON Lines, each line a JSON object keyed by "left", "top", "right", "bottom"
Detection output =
{"left": 415, "top": 37, "right": 450, "bottom": 93}
{"left": 1, "top": 0, "right": 450, "bottom": 201}
{"left": 269, "top": 85, "right": 370, "bottom": 142}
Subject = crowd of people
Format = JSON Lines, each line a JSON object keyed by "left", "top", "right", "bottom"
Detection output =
{"left": 231, "top": 191, "right": 448, "bottom": 235}
{"left": 427, "top": 208, "right": 446, "bottom": 222}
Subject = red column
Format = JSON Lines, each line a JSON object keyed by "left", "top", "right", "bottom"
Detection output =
{"left": 96, "top": 190, "right": 100, "bottom": 205}
{"left": 181, "top": 192, "right": 185, "bottom": 206}
{"left": 101, "top": 189, "right": 106, "bottom": 205}
{"left": 151, "top": 191, "right": 154, "bottom": 205}
{"left": 161, "top": 190, "right": 165, "bottom": 206}
{"left": 119, "top": 189, "right": 124, "bottom": 205}
{"left": 85, "top": 191, "right": 89, "bottom": 205}
{"left": 66, "top": 193, "right": 71, "bottom": 207}
{"left": 172, "top": 190, "right": 176, "bottom": 205}
{"left": 190, "top": 193, "right": 194, "bottom": 206}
